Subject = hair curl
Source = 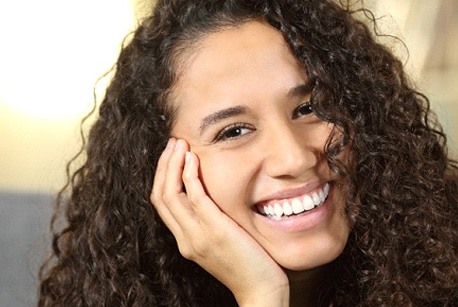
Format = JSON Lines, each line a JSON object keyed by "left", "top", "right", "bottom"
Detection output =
{"left": 39, "top": 0, "right": 458, "bottom": 306}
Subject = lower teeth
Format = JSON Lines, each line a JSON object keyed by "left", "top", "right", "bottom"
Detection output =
{"left": 266, "top": 205, "right": 318, "bottom": 220}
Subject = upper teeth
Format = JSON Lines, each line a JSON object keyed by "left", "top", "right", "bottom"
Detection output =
{"left": 257, "top": 183, "right": 330, "bottom": 220}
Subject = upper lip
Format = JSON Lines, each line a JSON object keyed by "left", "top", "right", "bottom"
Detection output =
{"left": 254, "top": 180, "right": 325, "bottom": 206}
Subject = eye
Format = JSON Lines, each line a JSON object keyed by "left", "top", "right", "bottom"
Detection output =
{"left": 292, "top": 101, "right": 313, "bottom": 119}
{"left": 214, "top": 123, "right": 254, "bottom": 142}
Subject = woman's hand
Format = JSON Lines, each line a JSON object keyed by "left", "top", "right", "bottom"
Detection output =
{"left": 151, "top": 138, "right": 289, "bottom": 307}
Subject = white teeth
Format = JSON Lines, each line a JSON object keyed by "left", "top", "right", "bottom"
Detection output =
{"left": 283, "top": 202, "right": 293, "bottom": 215}
{"left": 303, "top": 195, "right": 314, "bottom": 210}
{"left": 311, "top": 193, "right": 321, "bottom": 206}
{"left": 274, "top": 203, "right": 283, "bottom": 218}
{"left": 318, "top": 190, "right": 325, "bottom": 202}
{"left": 291, "top": 198, "right": 304, "bottom": 214}
{"left": 323, "top": 183, "right": 330, "bottom": 195}
{"left": 267, "top": 205, "right": 274, "bottom": 216}
{"left": 257, "top": 183, "right": 331, "bottom": 219}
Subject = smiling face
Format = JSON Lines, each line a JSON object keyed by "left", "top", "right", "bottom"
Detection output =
{"left": 169, "top": 21, "right": 350, "bottom": 271}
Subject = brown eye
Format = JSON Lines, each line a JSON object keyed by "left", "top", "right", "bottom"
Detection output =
{"left": 214, "top": 123, "right": 254, "bottom": 142}
{"left": 292, "top": 102, "right": 313, "bottom": 119}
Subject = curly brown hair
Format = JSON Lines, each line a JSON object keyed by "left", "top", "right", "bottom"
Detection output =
{"left": 39, "top": 0, "right": 458, "bottom": 306}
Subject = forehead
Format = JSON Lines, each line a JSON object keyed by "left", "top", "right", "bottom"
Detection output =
{"left": 174, "top": 21, "right": 300, "bottom": 83}
{"left": 170, "top": 20, "right": 306, "bottom": 122}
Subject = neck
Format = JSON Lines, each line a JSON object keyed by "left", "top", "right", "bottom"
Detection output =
{"left": 285, "top": 265, "right": 327, "bottom": 307}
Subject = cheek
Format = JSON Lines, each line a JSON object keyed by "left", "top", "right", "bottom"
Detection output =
{"left": 197, "top": 151, "right": 254, "bottom": 214}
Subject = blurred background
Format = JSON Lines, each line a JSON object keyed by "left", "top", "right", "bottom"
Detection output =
{"left": 0, "top": 0, "right": 456, "bottom": 306}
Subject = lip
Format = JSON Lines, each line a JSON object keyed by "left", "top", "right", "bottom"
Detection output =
{"left": 253, "top": 183, "right": 335, "bottom": 232}
{"left": 255, "top": 180, "right": 324, "bottom": 206}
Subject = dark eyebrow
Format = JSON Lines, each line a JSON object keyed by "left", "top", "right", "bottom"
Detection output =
{"left": 199, "top": 105, "right": 247, "bottom": 136}
{"left": 287, "top": 83, "right": 314, "bottom": 99}
{"left": 197, "top": 84, "right": 312, "bottom": 136}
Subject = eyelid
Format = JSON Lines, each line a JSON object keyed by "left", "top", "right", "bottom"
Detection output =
{"left": 292, "top": 100, "right": 313, "bottom": 119}
{"left": 213, "top": 122, "right": 254, "bottom": 143}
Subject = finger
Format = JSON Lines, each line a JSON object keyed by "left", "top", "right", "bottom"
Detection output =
{"left": 151, "top": 138, "right": 176, "bottom": 204}
{"left": 150, "top": 138, "right": 183, "bottom": 235}
{"left": 182, "top": 151, "right": 225, "bottom": 222}
{"left": 160, "top": 139, "right": 201, "bottom": 227}
{"left": 154, "top": 201, "right": 183, "bottom": 240}
{"left": 163, "top": 138, "right": 189, "bottom": 196}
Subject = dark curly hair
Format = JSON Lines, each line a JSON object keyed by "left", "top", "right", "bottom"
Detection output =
{"left": 39, "top": 0, "right": 458, "bottom": 305}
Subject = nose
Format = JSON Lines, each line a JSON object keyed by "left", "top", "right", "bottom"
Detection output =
{"left": 262, "top": 123, "right": 318, "bottom": 179}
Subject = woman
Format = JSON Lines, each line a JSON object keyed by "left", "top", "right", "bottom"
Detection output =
{"left": 39, "top": 0, "right": 458, "bottom": 306}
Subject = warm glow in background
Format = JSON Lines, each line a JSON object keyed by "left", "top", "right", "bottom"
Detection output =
{"left": 0, "top": 0, "right": 140, "bottom": 192}
{"left": 0, "top": 0, "right": 457, "bottom": 193}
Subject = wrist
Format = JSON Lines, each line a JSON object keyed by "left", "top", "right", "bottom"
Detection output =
{"left": 236, "top": 282, "right": 289, "bottom": 307}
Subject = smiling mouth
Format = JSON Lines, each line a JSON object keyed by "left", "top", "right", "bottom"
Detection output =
{"left": 255, "top": 183, "right": 330, "bottom": 220}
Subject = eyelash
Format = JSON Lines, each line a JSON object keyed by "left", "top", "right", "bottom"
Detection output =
{"left": 214, "top": 123, "right": 254, "bottom": 142}
{"left": 213, "top": 101, "right": 313, "bottom": 143}
{"left": 292, "top": 101, "right": 313, "bottom": 119}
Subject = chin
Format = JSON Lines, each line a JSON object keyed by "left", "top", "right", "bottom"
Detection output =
{"left": 273, "top": 234, "right": 349, "bottom": 272}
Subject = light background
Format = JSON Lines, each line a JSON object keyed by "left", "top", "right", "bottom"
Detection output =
{"left": 0, "top": 0, "right": 149, "bottom": 193}
{"left": 0, "top": 0, "right": 457, "bottom": 194}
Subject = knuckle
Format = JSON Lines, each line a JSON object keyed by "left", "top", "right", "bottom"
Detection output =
{"left": 162, "top": 190, "right": 174, "bottom": 204}
{"left": 150, "top": 192, "right": 159, "bottom": 205}
{"left": 151, "top": 188, "right": 168, "bottom": 206}
{"left": 177, "top": 237, "right": 209, "bottom": 261}
{"left": 177, "top": 244, "right": 195, "bottom": 260}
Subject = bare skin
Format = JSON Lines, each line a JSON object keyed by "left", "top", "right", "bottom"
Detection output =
{"left": 152, "top": 138, "right": 289, "bottom": 306}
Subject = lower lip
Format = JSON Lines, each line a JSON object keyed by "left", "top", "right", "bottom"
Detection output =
{"left": 255, "top": 186, "right": 335, "bottom": 232}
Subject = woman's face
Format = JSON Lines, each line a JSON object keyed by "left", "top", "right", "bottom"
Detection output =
{"left": 170, "top": 21, "right": 350, "bottom": 271}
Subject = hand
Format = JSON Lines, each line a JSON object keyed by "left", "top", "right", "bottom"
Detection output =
{"left": 151, "top": 138, "right": 289, "bottom": 306}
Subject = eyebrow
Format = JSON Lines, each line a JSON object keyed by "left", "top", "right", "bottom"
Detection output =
{"left": 287, "top": 83, "right": 314, "bottom": 99}
{"left": 199, "top": 105, "right": 248, "bottom": 136}
{"left": 198, "top": 83, "right": 312, "bottom": 136}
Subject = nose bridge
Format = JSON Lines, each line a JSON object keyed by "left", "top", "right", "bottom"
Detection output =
{"left": 263, "top": 121, "right": 316, "bottom": 178}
